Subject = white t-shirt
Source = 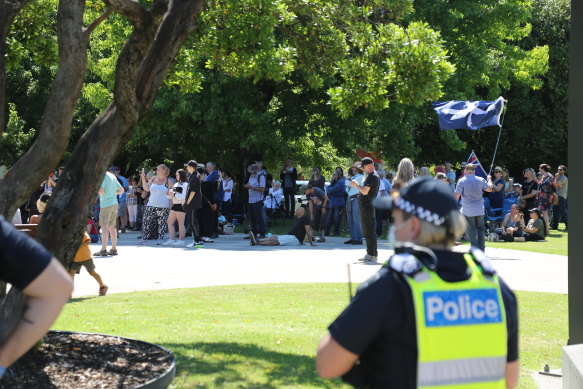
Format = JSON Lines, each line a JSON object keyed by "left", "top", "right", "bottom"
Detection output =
{"left": 148, "top": 181, "right": 171, "bottom": 208}
{"left": 223, "top": 178, "right": 233, "bottom": 202}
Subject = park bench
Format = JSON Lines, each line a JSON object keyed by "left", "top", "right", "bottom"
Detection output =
{"left": 14, "top": 224, "right": 38, "bottom": 238}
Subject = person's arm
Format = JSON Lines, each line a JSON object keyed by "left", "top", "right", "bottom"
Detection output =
{"left": 484, "top": 176, "right": 494, "bottom": 192}
{"left": 492, "top": 182, "right": 504, "bottom": 193}
{"left": 316, "top": 334, "right": 359, "bottom": 378}
{"left": 505, "top": 360, "right": 519, "bottom": 389}
{"left": 141, "top": 174, "right": 153, "bottom": 192}
{"left": 322, "top": 195, "right": 329, "bottom": 213}
{"left": 253, "top": 176, "right": 266, "bottom": 192}
{"left": 0, "top": 258, "right": 72, "bottom": 369}
{"left": 501, "top": 214, "right": 510, "bottom": 234}
{"left": 304, "top": 224, "right": 315, "bottom": 246}
{"left": 350, "top": 179, "right": 371, "bottom": 195}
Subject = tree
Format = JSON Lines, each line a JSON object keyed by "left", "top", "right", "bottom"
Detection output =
{"left": 0, "top": 0, "right": 204, "bottom": 343}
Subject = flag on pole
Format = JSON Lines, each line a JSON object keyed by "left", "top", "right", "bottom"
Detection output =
{"left": 432, "top": 97, "right": 505, "bottom": 131}
{"left": 467, "top": 151, "right": 488, "bottom": 179}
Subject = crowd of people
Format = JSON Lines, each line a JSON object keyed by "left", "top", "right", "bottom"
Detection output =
{"left": 12, "top": 157, "right": 567, "bottom": 264}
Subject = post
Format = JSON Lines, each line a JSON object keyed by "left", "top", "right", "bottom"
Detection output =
{"left": 568, "top": 0, "right": 583, "bottom": 345}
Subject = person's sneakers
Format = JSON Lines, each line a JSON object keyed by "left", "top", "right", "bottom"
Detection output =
{"left": 344, "top": 239, "right": 354, "bottom": 244}
{"left": 202, "top": 237, "right": 214, "bottom": 243}
{"left": 358, "top": 254, "right": 378, "bottom": 262}
{"left": 120, "top": 228, "right": 126, "bottom": 233}
{"left": 194, "top": 241, "right": 204, "bottom": 248}
{"left": 249, "top": 232, "right": 258, "bottom": 246}
{"left": 93, "top": 249, "right": 108, "bottom": 257}
{"left": 99, "top": 285, "right": 109, "bottom": 296}
{"left": 186, "top": 242, "right": 196, "bottom": 248}
{"left": 173, "top": 240, "right": 186, "bottom": 246}
{"left": 107, "top": 248, "right": 118, "bottom": 256}
{"left": 162, "top": 239, "right": 175, "bottom": 246}
{"left": 316, "top": 237, "right": 326, "bottom": 243}
{"left": 351, "top": 240, "right": 363, "bottom": 245}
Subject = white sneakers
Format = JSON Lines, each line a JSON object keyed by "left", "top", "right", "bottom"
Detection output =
{"left": 359, "top": 254, "right": 378, "bottom": 262}
{"left": 172, "top": 240, "right": 185, "bottom": 246}
{"left": 162, "top": 239, "right": 187, "bottom": 246}
{"left": 162, "top": 239, "right": 175, "bottom": 246}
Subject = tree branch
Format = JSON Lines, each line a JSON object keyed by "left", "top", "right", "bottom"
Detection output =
{"left": 105, "top": 0, "right": 146, "bottom": 27}
{"left": 84, "top": 8, "right": 113, "bottom": 38}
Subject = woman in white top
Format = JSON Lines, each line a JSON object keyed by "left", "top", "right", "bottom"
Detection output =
{"left": 221, "top": 169, "right": 234, "bottom": 222}
{"left": 264, "top": 181, "right": 283, "bottom": 209}
{"left": 163, "top": 169, "right": 189, "bottom": 246}
{"left": 139, "top": 164, "right": 171, "bottom": 243}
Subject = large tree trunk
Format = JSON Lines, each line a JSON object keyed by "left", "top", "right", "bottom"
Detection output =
{"left": 0, "top": 0, "right": 32, "bottom": 135}
{"left": 0, "top": 0, "right": 205, "bottom": 345}
{"left": 38, "top": 0, "right": 204, "bottom": 262}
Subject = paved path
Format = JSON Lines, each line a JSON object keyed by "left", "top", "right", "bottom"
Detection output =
{"left": 72, "top": 232, "right": 567, "bottom": 298}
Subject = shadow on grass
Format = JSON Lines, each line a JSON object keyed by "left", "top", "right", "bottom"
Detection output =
{"left": 162, "top": 341, "right": 341, "bottom": 388}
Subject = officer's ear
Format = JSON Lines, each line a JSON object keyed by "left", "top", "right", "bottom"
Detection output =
{"left": 408, "top": 216, "right": 422, "bottom": 242}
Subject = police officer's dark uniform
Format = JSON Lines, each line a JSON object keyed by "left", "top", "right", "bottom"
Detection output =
{"left": 327, "top": 179, "right": 518, "bottom": 388}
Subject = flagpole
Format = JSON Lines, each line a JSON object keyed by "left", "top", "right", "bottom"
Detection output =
{"left": 488, "top": 101, "right": 508, "bottom": 175}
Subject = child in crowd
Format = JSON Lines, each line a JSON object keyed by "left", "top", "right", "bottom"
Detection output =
{"left": 69, "top": 232, "right": 109, "bottom": 296}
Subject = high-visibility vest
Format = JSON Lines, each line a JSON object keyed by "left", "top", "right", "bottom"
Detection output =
{"left": 390, "top": 249, "right": 507, "bottom": 388}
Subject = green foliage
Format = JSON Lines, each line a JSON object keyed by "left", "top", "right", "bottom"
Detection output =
{"left": 0, "top": 104, "right": 36, "bottom": 166}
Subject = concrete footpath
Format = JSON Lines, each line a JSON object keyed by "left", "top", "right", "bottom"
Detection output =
{"left": 73, "top": 231, "right": 567, "bottom": 298}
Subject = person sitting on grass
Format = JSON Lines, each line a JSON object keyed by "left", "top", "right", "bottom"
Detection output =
{"left": 498, "top": 208, "right": 525, "bottom": 242}
{"left": 514, "top": 208, "right": 547, "bottom": 242}
{"left": 250, "top": 206, "right": 315, "bottom": 246}
{"left": 69, "top": 231, "right": 109, "bottom": 296}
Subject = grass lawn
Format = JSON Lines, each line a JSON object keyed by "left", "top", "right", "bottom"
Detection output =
{"left": 482, "top": 224, "right": 568, "bottom": 256}
{"left": 53, "top": 285, "right": 567, "bottom": 389}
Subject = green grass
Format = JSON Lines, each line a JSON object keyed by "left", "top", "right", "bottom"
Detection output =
{"left": 53, "top": 285, "right": 567, "bottom": 389}
{"left": 483, "top": 223, "right": 568, "bottom": 256}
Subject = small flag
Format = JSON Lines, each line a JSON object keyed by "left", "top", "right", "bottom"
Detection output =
{"left": 467, "top": 151, "right": 488, "bottom": 179}
{"left": 432, "top": 97, "right": 505, "bottom": 131}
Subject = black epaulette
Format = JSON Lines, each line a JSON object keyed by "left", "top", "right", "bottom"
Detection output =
{"left": 383, "top": 243, "right": 438, "bottom": 277}
{"left": 468, "top": 247, "right": 496, "bottom": 277}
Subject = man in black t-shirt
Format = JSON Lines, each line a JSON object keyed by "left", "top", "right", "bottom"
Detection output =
{"left": 316, "top": 179, "right": 519, "bottom": 389}
{"left": 0, "top": 216, "right": 73, "bottom": 379}
{"left": 350, "top": 158, "right": 379, "bottom": 262}
{"left": 184, "top": 160, "right": 203, "bottom": 247}
{"left": 251, "top": 207, "right": 315, "bottom": 246}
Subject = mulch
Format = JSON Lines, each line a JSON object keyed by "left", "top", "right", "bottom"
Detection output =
{"left": 0, "top": 332, "right": 174, "bottom": 389}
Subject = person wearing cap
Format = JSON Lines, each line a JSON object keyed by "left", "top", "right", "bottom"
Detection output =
{"left": 486, "top": 166, "right": 506, "bottom": 210}
{"left": 444, "top": 162, "right": 456, "bottom": 191}
{"left": 316, "top": 178, "right": 519, "bottom": 388}
{"left": 506, "top": 183, "right": 522, "bottom": 200}
{"left": 514, "top": 208, "right": 547, "bottom": 242}
{"left": 455, "top": 163, "right": 493, "bottom": 252}
{"left": 245, "top": 163, "right": 267, "bottom": 239}
{"left": 349, "top": 157, "right": 380, "bottom": 262}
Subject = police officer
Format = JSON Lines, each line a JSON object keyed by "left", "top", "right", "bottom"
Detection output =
{"left": 316, "top": 177, "right": 519, "bottom": 388}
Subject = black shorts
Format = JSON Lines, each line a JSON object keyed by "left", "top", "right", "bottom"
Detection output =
{"left": 171, "top": 204, "right": 185, "bottom": 213}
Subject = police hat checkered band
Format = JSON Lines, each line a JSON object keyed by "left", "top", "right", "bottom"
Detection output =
{"left": 394, "top": 197, "right": 446, "bottom": 226}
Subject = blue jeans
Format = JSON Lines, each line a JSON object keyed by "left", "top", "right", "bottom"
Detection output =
{"left": 347, "top": 197, "right": 362, "bottom": 241}
{"left": 250, "top": 201, "right": 267, "bottom": 235}
{"left": 465, "top": 215, "right": 485, "bottom": 252}
{"left": 325, "top": 206, "right": 344, "bottom": 236}
{"left": 551, "top": 196, "right": 567, "bottom": 229}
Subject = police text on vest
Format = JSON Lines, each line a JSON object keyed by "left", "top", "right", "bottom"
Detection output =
{"left": 423, "top": 289, "right": 502, "bottom": 327}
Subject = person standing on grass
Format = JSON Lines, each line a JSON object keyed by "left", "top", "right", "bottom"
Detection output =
{"left": 94, "top": 169, "right": 124, "bottom": 256}
{"left": 350, "top": 157, "right": 379, "bottom": 262}
{"left": 280, "top": 158, "right": 298, "bottom": 217}
{"left": 317, "top": 178, "right": 519, "bottom": 389}
{"left": 551, "top": 165, "right": 568, "bottom": 231}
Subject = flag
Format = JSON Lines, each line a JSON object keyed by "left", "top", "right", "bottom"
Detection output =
{"left": 432, "top": 97, "right": 505, "bottom": 131}
{"left": 467, "top": 151, "right": 488, "bottom": 179}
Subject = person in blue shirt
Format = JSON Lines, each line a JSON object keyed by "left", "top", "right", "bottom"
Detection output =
{"left": 325, "top": 168, "right": 346, "bottom": 236}
{"left": 455, "top": 163, "right": 493, "bottom": 251}
{"left": 345, "top": 166, "right": 363, "bottom": 245}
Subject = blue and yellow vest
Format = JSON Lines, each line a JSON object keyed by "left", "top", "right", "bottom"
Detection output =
{"left": 388, "top": 248, "right": 507, "bottom": 388}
